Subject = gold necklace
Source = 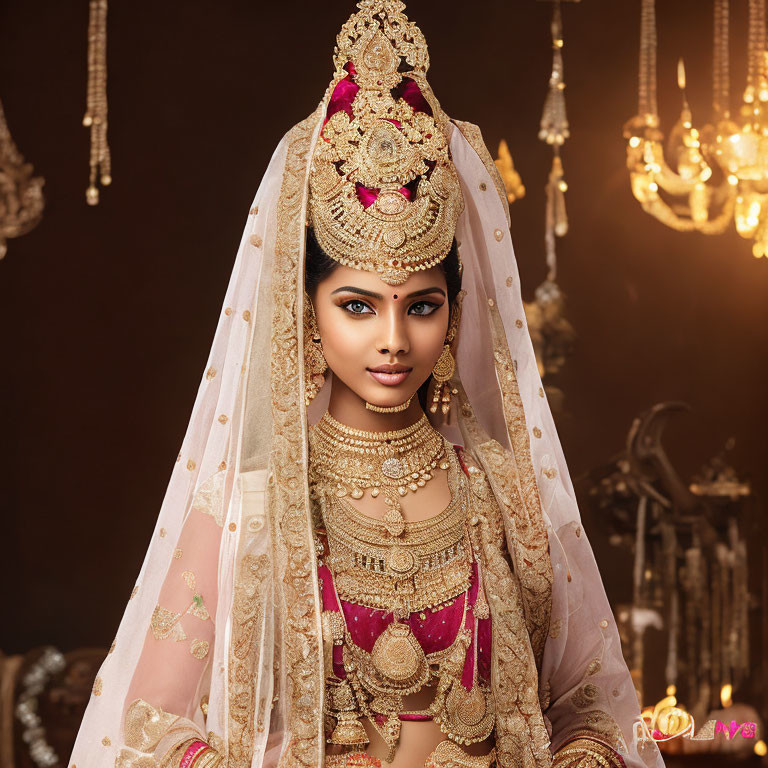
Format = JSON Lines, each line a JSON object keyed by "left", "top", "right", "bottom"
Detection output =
{"left": 309, "top": 410, "right": 449, "bottom": 536}
{"left": 320, "top": 446, "right": 472, "bottom": 616}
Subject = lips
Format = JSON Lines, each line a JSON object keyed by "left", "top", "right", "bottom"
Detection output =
{"left": 367, "top": 365, "right": 412, "bottom": 386}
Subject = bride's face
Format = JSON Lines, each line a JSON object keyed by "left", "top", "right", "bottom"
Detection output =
{"left": 311, "top": 264, "right": 450, "bottom": 408}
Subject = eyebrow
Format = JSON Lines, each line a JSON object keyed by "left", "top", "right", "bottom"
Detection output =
{"left": 330, "top": 286, "right": 446, "bottom": 299}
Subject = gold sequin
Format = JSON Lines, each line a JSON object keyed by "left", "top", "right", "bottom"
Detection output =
{"left": 187, "top": 459, "right": 196, "bottom": 471}
{"left": 225, "top": 307, "right": 233, "bottom": 316}
{"left": 176, "top": 453, "right": 181, "bottom": 462}
{"left": 543, "top": 467, "right": 557, "bottom": 479}
{"left": 173, "top": 548, "right": 183, "bottom": 559}
{"left": 218, "top": 461, "right": 227, "bottom": 471}
{"left": 108, "top": 641, "right": 116, "bottom": 654}
{"left": 191, "top": 639, "right": 210, "bottom": 660}
{"left": 206, "top": 367, "right": 217, "bottom": 380}
{"left": 538, "top": 387, "right": 545, "bottom": 398}
{"left": 575, "top": 526, "right": 582, "bottom": 538}
{"left": 102, "top": 737, "right": 111, "bottom": 746}
{"left": 218, "top": 414, "right": 228, "bottom": 425}
{"left": 505, "top": 276, "right": 514, "bottom": 287}
{"left": 250, "top": 234, "right": 263, "bottom": 248}
{"left": 243, "top": 310, "right": 251, "bottom": 322}
{"left": 130, "top": 585, "right": 139, "bottom": 600}
{"left": 494, "top": 228, "right": 504, "bottom": 241}
{"left": 533, "top": 427, "right": 542, "bottom": 438}
{"left": 599, "top": 619, "right": 609, "bottom": 629}
{"left": 159, "top": 528, "right": 167, "bottom": 537}
{"left": 92, "top": 677, "right": 103, "bottom": 696}
{"left": 228, "top": 522, "right": 237, "bottom": 532}
{"left": 479, "top": 182, "right": 487, "bottom": 191}
{"left": 549, "top": 617, "right": 563, "bottom": 639}
{"left": 487, "top": 298, "right": 495, "bottom": 307}
{"left": 201, "top": 695, "right": 210, "bottom": 716}
{"left": 515, "top": 319, "right": 523, "bottom": 329}
{"left": 250, "top": 205, "right": 259, "bottom": 215}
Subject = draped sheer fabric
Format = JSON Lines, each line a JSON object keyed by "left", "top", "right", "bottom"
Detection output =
{"left": 68, "top": 109, "right": 663, "bottom": 768}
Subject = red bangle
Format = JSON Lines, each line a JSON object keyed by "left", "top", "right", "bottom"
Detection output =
{"left": 179, "top": 740, "right": 209, "bottom": 768}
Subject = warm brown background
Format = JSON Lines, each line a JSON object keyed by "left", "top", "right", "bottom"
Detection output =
{"left": 1, "top": 0, "right": 766, "bottom": 707}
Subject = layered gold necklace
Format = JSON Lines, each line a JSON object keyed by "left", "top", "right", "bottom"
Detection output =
{"left": 309, "top": 410, "right": 449, "bottom": 537}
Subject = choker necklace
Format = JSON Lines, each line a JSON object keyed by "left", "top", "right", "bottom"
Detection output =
{"left": 309, "top": 410, "right": 449, "bottom": 536}
{"left": 365, "top": 395, "right": 413, "bottom": 414}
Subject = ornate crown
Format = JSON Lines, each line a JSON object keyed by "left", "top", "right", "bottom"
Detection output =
{"left": 308, "top": 0, "right": 464, "bottom": 286}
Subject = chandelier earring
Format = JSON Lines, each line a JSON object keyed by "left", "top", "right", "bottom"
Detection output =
{"left": 429, "top": 290, "right": 465, "bottom": 418}
{"left": 303, "top": 292, "right": 328, "bottom": 406}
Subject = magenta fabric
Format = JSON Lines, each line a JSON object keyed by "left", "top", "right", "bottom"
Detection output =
{"left": 392, "top": 77, "right": 433, "bottom": 116}
{"left": 325, "top": 76, "right": 359, "bottom": 124}
{"left": 355, "top": 183, "right": 414, "bottom": 210}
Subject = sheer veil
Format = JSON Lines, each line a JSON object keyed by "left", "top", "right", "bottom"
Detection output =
{"left": 67, "top": 5, "right": 663, "bottom": 768}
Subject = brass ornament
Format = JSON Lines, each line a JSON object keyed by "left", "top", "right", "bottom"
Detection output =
{"left": 365, "top": 395, "right": 413, "bottom": 413}
{"left": 430, "top": 291, "right": 465, "bottom": 418}
{"left": 309, "top": 0, "right": 464, "bottom": 285}
{"left": 303, "top": 293, "right": 328, "bottom": 405}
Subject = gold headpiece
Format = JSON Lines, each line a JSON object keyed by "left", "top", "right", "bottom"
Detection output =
{"left": 309, "top": 0, "right": 464, "bottom": 286}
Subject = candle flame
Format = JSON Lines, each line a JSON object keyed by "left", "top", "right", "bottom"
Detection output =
{"left": 755, "top": 740, "right": 767, "bottom": 757}
{"left": 678, "top": 59, "right": 687, "bottom": 90}
{"left": 720, "top": 684, "right": 733, "bottom": 708}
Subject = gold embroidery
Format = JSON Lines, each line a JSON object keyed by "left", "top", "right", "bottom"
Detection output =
{"left": 130, "top": 585, "right": 139, "bottom": 599}
{"left": 225, "top": 307, "right": 233, "bottom": 316}
{"left": 109, "top": 641, "right": 116, "bottom": 654}
{"left": 250, "top": 206, "right": 259, "bottom": 215}
{"left": 187, "top": 460, "right": 196, "bottom": 471}
{"left": 102, "top": 737, "right": 111, "bottom": 746}
{"left": 227, "top": 552, "right": 271, "bottom": 768}
{"left": 483, "top": 304, "right": 554, "bottom": 666}
{"left": 150, "top": 606, "right": 186, "bottom": 641}
{"left": 92, "top": 677, "right": 103, "bottom": 696}
{"left": 191, "top": 639, "right": 210, "bottom": 660}
{"left": 123, "top": 698, "right": 179, "bottom": 752}
{"left": 543, "top": 468, "right": 557, "bottom": 479}
{"left": 515, "top": 319, "right": 523, "bottom": 329}
{"left": 261, "top": 109, "right": 325, "bottom": 768}
{"left": 173, "top": 548, "right": 183, "bottom": 559}
{"left": 533, "top": 427, "right": 542, "bottom": 438}
{"left": 494, "top": 229, "right": 504, "bottom": 242}
{"left": 242, "top": 310, "right": 251, "bottom": 322}
{"left": 586, "top": 659, "right": 602, "bottom": 676}
{"left": 218, "top": 414, "right": 228, "bottom": 424}
{"left": 206, "top": 367, "right": 217, "bottom": 380}
{"left": 228, "top": 522, "right": 237, "bottom": 532}
{"left": 506, "top": 276, "right": 514, "bottom": 287}
{"left": 250, "top": 234, "right": 263, "bottom": 248}
{"left": 191, "top": 471, "right": 226, "bottom": 527}
{"left": 549, "top": 618, "right": 563, "bottom": 639}
{"left": 571, "top": 683, "right": 600, "bottom": 710}
{"left": 159, "top": 528, "right": 166, "bottom": 538}
{"left": 453, "top": 120, "right": 511, "bottom": 227}
{"left": 553, "top": 738, "right": 623, "bottom": 768}
{"left": 218, "top": 461, "right": 227, "bottom": 471}
{"left": 479, "top": 182, "right": 487, "bottom": 191}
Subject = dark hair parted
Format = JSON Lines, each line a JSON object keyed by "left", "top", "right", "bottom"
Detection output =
{"left": 304, "top": 227, "right": 462, "bottom": 411}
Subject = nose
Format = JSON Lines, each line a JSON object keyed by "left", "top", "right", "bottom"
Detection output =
{"left": 376, "top": 305, "right": 410, "bottom": 356}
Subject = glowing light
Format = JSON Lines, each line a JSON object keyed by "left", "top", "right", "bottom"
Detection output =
{"left": 629, "top": 136, "right": 641, "bottom": 148}
{"left": 558, "top": 180, "right": 568, "bottom": 192}
{"left": 754, "top": 740, "right": 767, "bottom": 757}
{"left": 666, "top": 685, "right": 677, "bottom": 696}
{"left": 728, "top": 174, "right": 739, "bottom": 185}
{"left": 720, "top": 684, "right": 733, "bottom": 708}
{"left": 648, "top": 182, "right": 659, "bottom": 192}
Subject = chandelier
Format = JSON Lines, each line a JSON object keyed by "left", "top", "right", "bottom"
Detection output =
{"left": 624, "top": 0, "right": 768, "bottom": 259}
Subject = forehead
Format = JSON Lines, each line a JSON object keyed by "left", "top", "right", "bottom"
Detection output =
{"left": 318, "top": 264, "right": 447, "bottom": 294}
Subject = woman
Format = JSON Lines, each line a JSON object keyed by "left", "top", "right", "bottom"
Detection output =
{"left": 68, "top": 3, "right": 663, "bottom": 768}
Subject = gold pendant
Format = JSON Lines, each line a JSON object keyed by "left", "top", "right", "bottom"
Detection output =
{"left": 370, "top": 622, "right": 429, "bottom": 687}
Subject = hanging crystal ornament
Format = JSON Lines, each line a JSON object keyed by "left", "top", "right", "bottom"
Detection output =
{"left": 0, "top": 96, "right": 45, "bottom": 260}
{"left": 625, "top": 0, "right": 768, "bottom": 258}
{"left": 523, "top": 0, "right": 578, "bottom": 409}
{"left": 83, "top": 0, "right": 111, "bottom": 205}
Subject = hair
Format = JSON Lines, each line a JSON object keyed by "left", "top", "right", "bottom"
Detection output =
{"left": 304, "top": 227, "right": 462, "bottom": 411}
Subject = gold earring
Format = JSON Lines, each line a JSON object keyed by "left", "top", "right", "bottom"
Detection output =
{"left": 304, "top": 292, "right": 328, "bottom": 406}
{"left": 429, "top": 290, "right": 465, "bottom": 418}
